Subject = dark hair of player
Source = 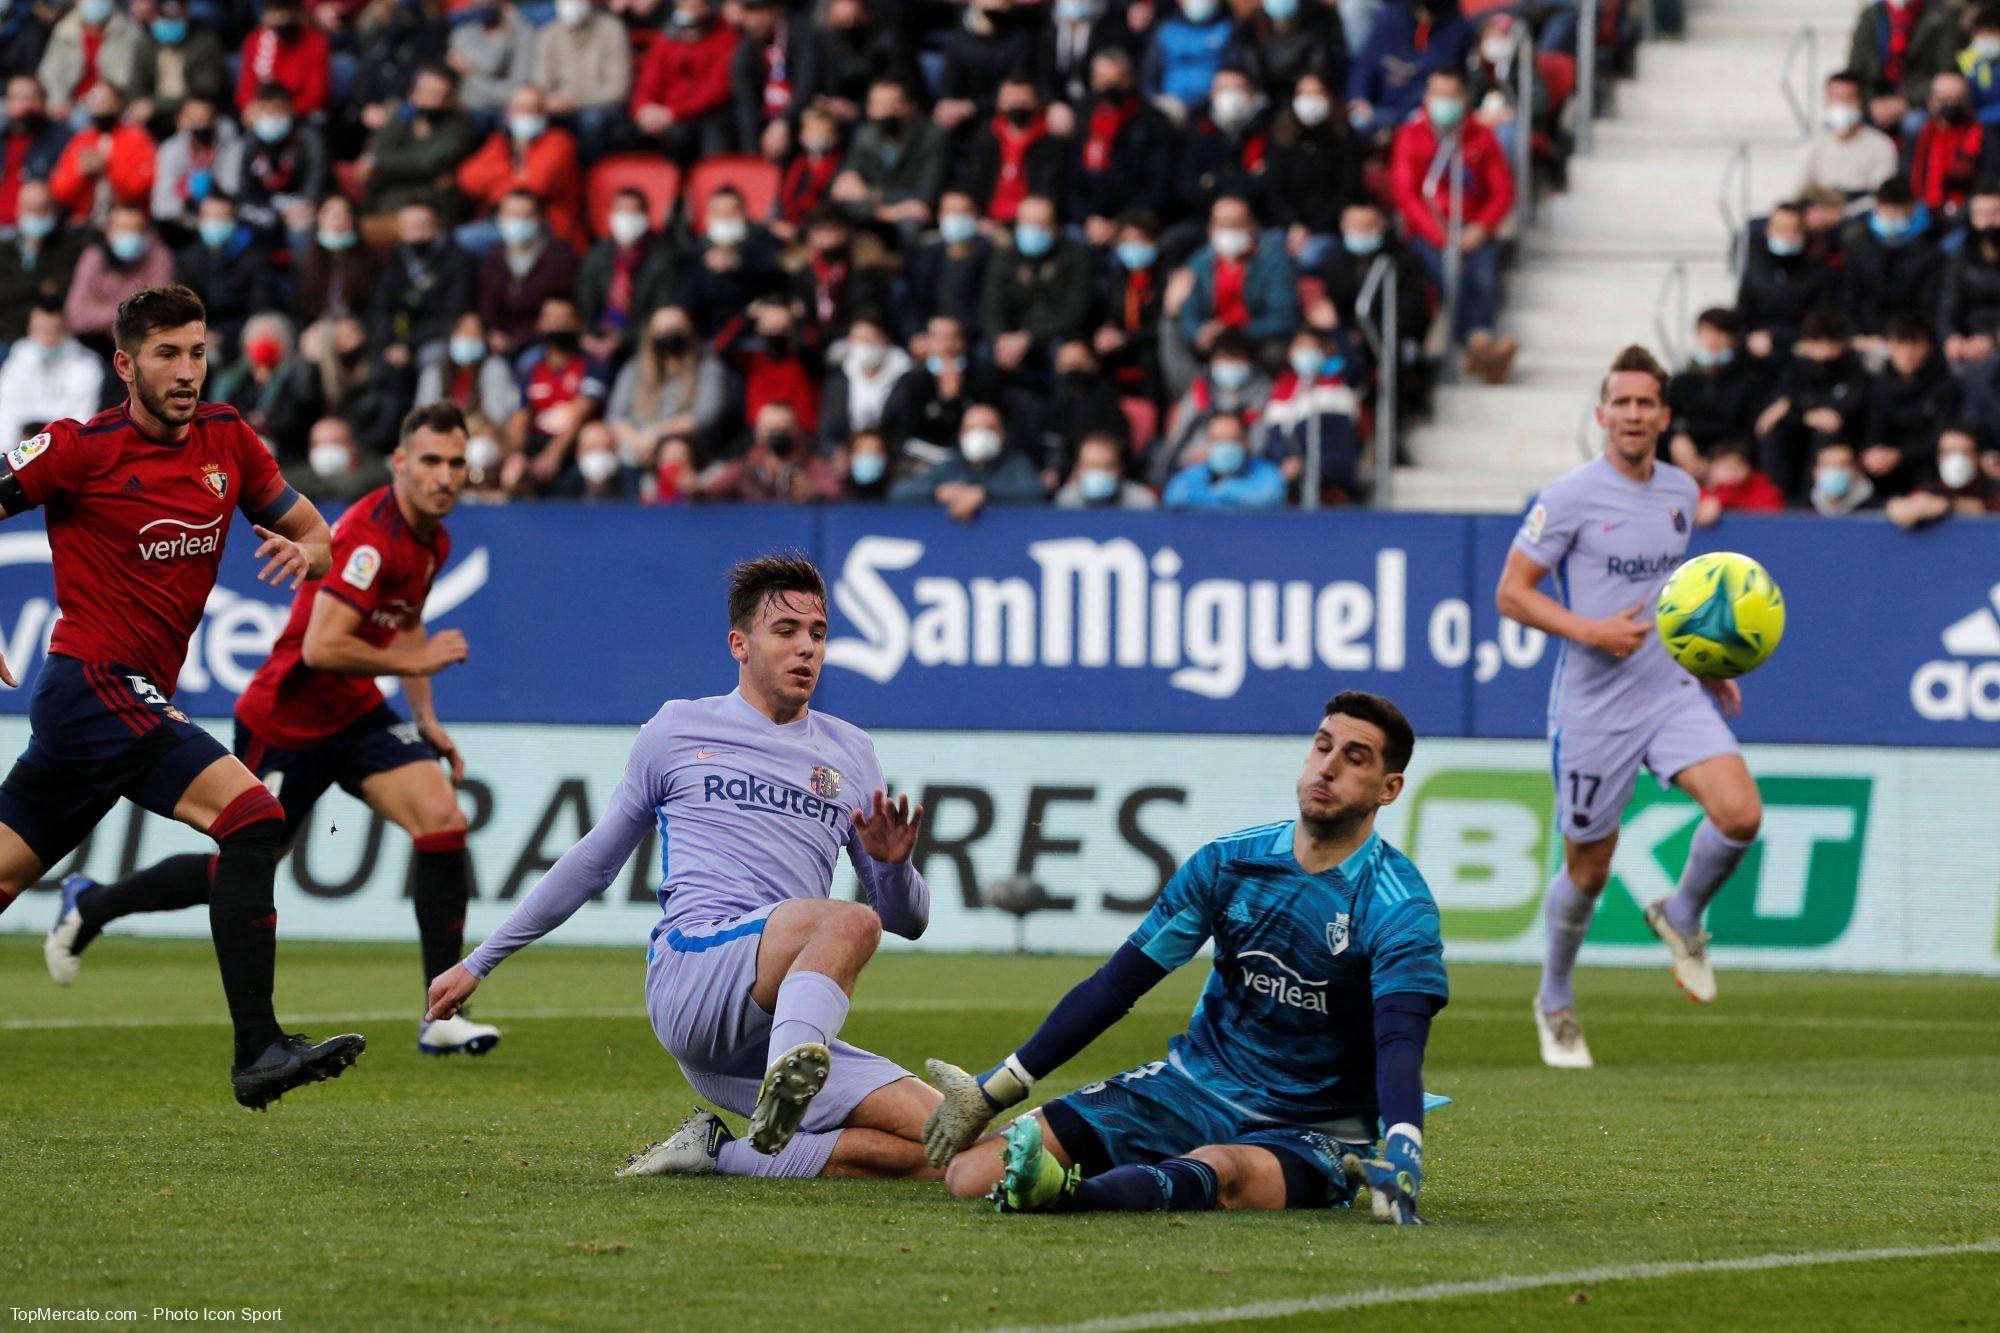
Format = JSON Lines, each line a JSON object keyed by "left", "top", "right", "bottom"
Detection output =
{"left": 1324, "top": 691, "right": 1415, "bottom": 774}
{"left": 113, "top": 284, "right": 207, "bottom": 354}
{"left": 728, "top": 551, "right": 826, "bottom": 630}
{"left": 400, "top": 401, "right": 468, "bottom": 444}
{"left": 1598, "top": 344, "right": 1668, "bottom": 402}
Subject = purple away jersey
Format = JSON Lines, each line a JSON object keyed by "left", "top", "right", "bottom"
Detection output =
{"left": 1512, "top": 455, "right": 1706, "bottom": 735}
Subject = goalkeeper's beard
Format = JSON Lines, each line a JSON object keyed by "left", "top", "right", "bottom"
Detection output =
{"left": 1299, "top": 799, "right": 1374, "bottom": 844}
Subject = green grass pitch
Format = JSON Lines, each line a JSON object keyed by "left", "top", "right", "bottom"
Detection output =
{"left": 2, "top": 935, "right": 1996, "bottom": 1330}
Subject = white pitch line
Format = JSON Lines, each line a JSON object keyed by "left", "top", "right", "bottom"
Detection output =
{"left": 993, "top": 1238, "right": 2000, "bottom": 1333}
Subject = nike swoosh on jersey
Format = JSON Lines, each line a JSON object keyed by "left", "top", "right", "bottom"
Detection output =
{"left": 696, "top": 748, "right": 730, "bottom": 760}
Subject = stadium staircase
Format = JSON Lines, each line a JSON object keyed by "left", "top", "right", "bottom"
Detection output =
{"left": 1391, "top": 0, "right": 1856, "bottom": 513}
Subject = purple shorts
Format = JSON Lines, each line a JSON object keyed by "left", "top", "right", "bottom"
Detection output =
{"left": 1551, "top": 691, "right": 1740, "bottom": 843}
{"left": 643, "top": 902, "right": 910, "bottom": 1130}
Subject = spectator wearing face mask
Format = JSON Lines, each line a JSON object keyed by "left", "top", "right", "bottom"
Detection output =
{"left": 931, "top": 0, "right": 1042, "bottom": 135}
{"left": 1805, "top": 440, "right": 1881, "bottom": 517}
{"left": 416, "top": 311, "right": 521, "bottom": 448}
{"left": 1306, "top": 199, "right": 1431, "bottom": 378}
{"left": 881, "top": 316, "right": 1002, "bottom": 464}
{"left": 509, "top": 295, "right": 608, "bottom": 489}
{"left": 1887, "top": 423, "right": 1996, "bottom": 525}
{"left": 1390, "top": 66, "right": 1517, "bottom": 383}
{"left": 1754, "top": 307, "right": 1869, "bottom": 499}
{"left": 1145, "top": 0, "right": 1237, "bottom": 119}
{"left": 1178, "top": 194, "right": 1299, "bottom": 360}
{"left": 1665, "top": 307, "right": 1767, "bottom": 480}
{"left": 213, "top": 312, "right": 325, "bottom": 464}
{"left": 1153, "top": 330, "right": 1272, "bottom": 486}
{"left": 703, "top": 402, "right": 845, "bottom": 502}
{"left": 1231, "top": 0, "right": 1348, "bottom": 105}
{"left": 532, "top": 0, "right": 632, "bottom": 161}
{"left": 604, "top": 305, "right": 724, "bottom": 465}
{"left": 451, "top": 0, "right": 538, "bottom": 138}
{"left": 1693, "top": 439, "right": 1788, "bottom": 527}
{"left": 234, "top": 0, "right": 330, "bottom": 118}
{"left": 370, "top": 201, "right": 476, "bottom": 364}
{"left": 905, "top": 190, "right": 994, "bottom": 340}
{"left": 1267, "top": 71, "right": 1363, "bottom": 263}
{"left": 676, "top": 186, "right": 784, "bottom": 339}
{"left": 647, "top": 435, "right": 699, "bottom": 505}
{"left": 150, "top": 98, "right": 243, "bottom": 241}
{"left": 48, "top": 83, "right": 154, "bottom": 224}
{"left": 458, "top": 85, "right": 587, "bottom": 253}
{"left": 731, "top": 0, "right": 795, "bottom": 161}
{"left": 629, "top": 0, "right": 738, "bottom": 163}
{"left": 1840, "top": 179, "right": 1941, "bottom": 354}
{"left": 960, "top": 77, "right": 1071, "bottom": 227}
{"left": 1910, "top": 72, "right": 1982, "bottom": 215}
{"left": 125, "top": 4, "right": 226, "bottom": 142}
{"left": 792, "top": 0, "right": 916, "bottom": 128}
{"left": 1163, "top": 410, "right": 1286, "bottom": 509}
{"left": 1037, "top": 0, "right": 1131, "bottom": 109}
{"left": 843, "top": 429, "right": 894, "bottom": 501}
{"left": 64, "top": 204, "right": 170, "bottom": 348}
{"left": 982, "top": 194, "right": 1093, "bottom": 379}
{"left": 1859, "top": 315, "right": 1957, "bottom": 499}
{"left": 37, "top": 0, "right": 145, "bottom": 119}
{"left": 1067, "top": 49, "right": 1181, "bottom": 247}
{"left": 1037, "top": 339, "right": 1129, "bottom": 485}
{"left": 1091, "top": 211, "right": 1167, "bottom": 402}
{"left": 776, "top": 107, "right": 844, "bottom": 238}
{"left": 1847, "top": 0, "right": 1961, "bottom": 109}
{"left": 0, "top": 182, "right": 84, "bottom": 343}
{"left": 786, "top": 208, "right": 892, "bottom": 343}
{"left": 577, "top": 188, "right": 676, "bottom": 356}
{"left": 1737, "top": 202, "right": 1832, "bottom": 360}
{"left": 1177, "top": 68, "right": 1272, "bottom": 226}
{"left": 0, "top": 79, "right": 70, "bottom": 228}
{"left": 1055, "top": 431, "right": 1155, "bottom": 509}
{"left": 296, "top": 195, "right": 380, "bottom": 325}
{"left": 172, "top": 194, "right": 272, "bottom": 356}
{"left": 0, "top": 303, "right": 100, "bottom": 446}
{"left": 1867, "top": 78, "right": 1916, "bottom": 161}
{"left": 889, "top": 401, "right": 1044, "bottom": 519}
{"left": 819, "top": 314, "right": 911, "bottom": 451}
{"left": 363, "top": 66, "right": 476, "bottom": 227}
{"left": 1347, "top": 0, "right": 1472, "bottom": 140}
{"left": 1465, "top": 12, "right": 1545, "bottom": 170}
{"left": 1798, "top": 69, "right": 1901, "bottom": 200}
{"left": 553, "top": 422, "right": 641, "bottom": 500}
{"left": 1261, "top": 327, "right": 1362, "bottom": 500}
{"left": 1937, "top": 183, "right": 2000, "bottom": 367}
{"left": 724, "top": 298, "right": 820, "bottom": 444}
{"left": 832, "top": 79, "right": 948, "bottom": 243}
{"left": 234, "top": 81, "right": 327, "bottom": 241}
{"left": 476, "top": 191, "right": 581, "bottom": 354}
{"left": 290, "top": 417, "right": 393, "bottom": 504}
{"left": 310, "top": 313, "right": 418, "bottom": 454}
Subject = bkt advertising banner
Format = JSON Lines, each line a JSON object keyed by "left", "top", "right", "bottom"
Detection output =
{"left": 0, "top": 506, "right": 1996, "bottom": 745}
{"left": 3, "top": 722, "right": 1994, "bottom": 976}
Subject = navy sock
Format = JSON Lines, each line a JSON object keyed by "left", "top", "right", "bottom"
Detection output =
{"left": 1072, "top": 1158, "right": 1220, "bottom": 1212}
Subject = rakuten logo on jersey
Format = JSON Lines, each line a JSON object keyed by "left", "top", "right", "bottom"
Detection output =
{"left": 1607, "top": 552, "right": 1678, "bottom": 580}
{"left": 1910, "top": 583, "right": 2000, "bottom": 721}
{"left": 1237, "top": 951, "right": 1329, "bottom": 1014}
{"left": 137, "top": 515, "right": 222, "bottom": 561}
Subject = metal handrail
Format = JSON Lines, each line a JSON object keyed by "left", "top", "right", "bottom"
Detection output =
{"left": 1654, "top": 261, "right": 1690, "bottom": 371}
{"left": 1718, "top": 142, "right": 1751, "bottom": 279}
{"left": 1354, "top": 253, "right": 1400, "bottom": 508}
{"left": 1779, "top": 25, "right": 1819, "bottom": 140}
{"left": 1511, "top": 22, "right": 1537, "bottom": 226}
{"left": 1576, "top": 0, "right": 1599, "bottom": 155}
{"left": 1424, "top": 134, "right": 1467, "bottom": 369}
{"left": 1575, "top": 391, "right": 1600, "bottom": 458}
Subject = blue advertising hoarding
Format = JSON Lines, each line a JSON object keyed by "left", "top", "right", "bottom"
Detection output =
{"left": 0, "top": 504, "right": 1994, "bottom": 746}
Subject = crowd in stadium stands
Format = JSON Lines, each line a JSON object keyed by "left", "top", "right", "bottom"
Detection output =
{"left": 1690, "top": 1, "right": 2000, "bottom": 531}
{"left": 0, "top": 0, "right": 1624, "bottom": 512}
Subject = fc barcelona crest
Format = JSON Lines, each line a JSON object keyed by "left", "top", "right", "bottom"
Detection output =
{"left": 200, "top": 462, "right": 228, "bottom": 497}
{"left": 809, "top": 765, "right": 843, "bottom": 800}
{"left": 1326, "top": 914, "right": 1351, "bottom": 956}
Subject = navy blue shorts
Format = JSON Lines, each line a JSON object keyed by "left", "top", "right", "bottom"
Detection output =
{"left": 235, "top": 704, "right": 435, "bottom": 842}
{"left": 0, "top": 655, "right": 231, "bottom": 866}
{"left": 1040, "top": 1059, "right": 1370, "bottom": 1210}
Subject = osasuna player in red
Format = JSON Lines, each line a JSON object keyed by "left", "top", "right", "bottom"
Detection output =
{"left": 0, "top": 285, "right": 364, "bottom": 1109}
{"left": 48, "top": 405, "right": 497, "bottom": 1055}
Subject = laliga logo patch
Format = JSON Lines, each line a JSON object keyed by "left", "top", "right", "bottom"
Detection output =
{"left": 342, "top": 544, "right": 382, "bottom": 591}
{"left": 8, "top": 432, "right": 50, "bottom": 471}
{"left": 809, "top": 764, "right": 843, "bottom": 800}
{"left": 1522, "top": 502, "right": 1547, "bottom": 544}
{"left": 1326, "top": 913, "right": 1350, "bottom": 956}
{"left": 201, "top": 462, "right": 228, "bottom": 497}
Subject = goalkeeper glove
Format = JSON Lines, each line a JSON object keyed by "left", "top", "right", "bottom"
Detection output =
{"left": 920, "top": 1054, "right": 1034, "bottom": 1166}
{"left": 1360, "top": 1124, "right": 1425, "bottom": 1225}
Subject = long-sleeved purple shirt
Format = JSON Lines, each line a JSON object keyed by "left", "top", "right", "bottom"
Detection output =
{"left": 465, "top": 689, "right": 929, "bottom": 978}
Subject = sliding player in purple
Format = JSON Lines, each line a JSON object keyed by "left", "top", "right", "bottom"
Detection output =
{"left": 1497, "top": 346, "right": 1765, "bottom": 1070}
{"left": 424, "top": 553, "right": 945, "bottom": 1181}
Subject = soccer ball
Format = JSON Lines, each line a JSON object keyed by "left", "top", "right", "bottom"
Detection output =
{"left": 1655, "top": 552, "right": 1786, "bottom": 680}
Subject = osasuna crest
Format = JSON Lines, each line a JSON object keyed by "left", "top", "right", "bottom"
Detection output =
{"left": 809, "top": 765, "right": 843, "bottom": 800}
{"left": 200, "top": 462, "right": 228, "bottom": 497}
{"left": 1326, "top": 914, "right": 1351, "bottom": 956}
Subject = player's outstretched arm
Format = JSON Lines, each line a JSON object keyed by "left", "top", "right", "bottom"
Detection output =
{"left": 253, "top": 494, "right": 334, "bottom": 587}
{"left": 302, "top": 595, "right": 469, "bottom": 679}
{"left": 1495, "top": 548, "right": 1650, "bottom": 659}
{"left": 921, "top": 943, "right": 1169, "bottom": 1165}
{"left": 850, "top": 790, "right": 930, "bottom": 939}
{"left": 1358, "top": 991, "right": 1442, "bottom": 1225}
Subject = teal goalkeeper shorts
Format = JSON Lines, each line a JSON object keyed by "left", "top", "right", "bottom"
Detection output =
{"left": 1039, "top": 1058, "right": 1371, "bottom": 1209}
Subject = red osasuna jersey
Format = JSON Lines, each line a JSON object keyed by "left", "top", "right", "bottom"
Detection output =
{"left": 10, "top": 402, "right": 294, "bottom": 693}
{"left": 234, "top": 486, "right": 450, "bottom": 750}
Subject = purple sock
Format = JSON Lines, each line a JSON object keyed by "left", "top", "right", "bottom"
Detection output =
{"left": 1666, "top": 820, "right": 1753, "bottom": 935}
{"left": 766, "top": 970, "right": 849, "bottom": 1070}
{"left": 1538, "top": 869, "right": 1597, "bottom": 1014}
{"left": 719, "top": 1130, "right": 839, "bottom": 1178}
{"left": 1073, "top": 1159, "right": 1219, "bottom": 1212}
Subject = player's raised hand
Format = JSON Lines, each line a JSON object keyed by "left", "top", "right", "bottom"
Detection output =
{"left": 1702, "top": 676, "right": 1743, "bottom": 717}
{"left": 1591, "top": 603, "right": 1651, "bottom": 660}
{"left": 251, "top": 524, "right": 313, "bottom": 589}
{"left": 414, "top": 629, "right": 471, "bottom": 676}
{"left": 852, "top": 789, "right": 924, "bottom": 864}
{"left": 425, "top": 962, "right": 481, "bottom": 1022}
{"left": 0, "top": 647, "right": 15, "bottom": 688}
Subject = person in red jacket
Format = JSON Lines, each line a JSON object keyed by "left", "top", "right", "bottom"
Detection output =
{"left": 630, "top": 0, "right": 740, "bottom": 163}
{"left": 47, "top": 83, "right": 154, "bottom": 223}
{"left": 1389, "top": 67, "right": 1518, "bottom": 382}
{"left": 457, "top": 84, "right": 587, "bottom": 252}
{"left": 235, "top": 0, "right": 330, "bottom": 118}
{"left": 1909, "top": 71, "right": 1981, "bottom": 217}
{"left": 1695, "top": 438, "right": 1788, "bottom": 525}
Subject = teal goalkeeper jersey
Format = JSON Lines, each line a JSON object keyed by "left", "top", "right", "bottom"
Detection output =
{"left": 1128, "top": 822, "right": 1449, "bottom": 1127}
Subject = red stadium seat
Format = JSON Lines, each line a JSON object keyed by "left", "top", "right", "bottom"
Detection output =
{"left": 1460, "top": 0, "right": 1511, "bottom": 14}
{"left": 1120, "top": 396, "right": 1158, "bottom": 456}
{"left": 685, "top": 155, "right": 782, "bottom": 233}
{"left": 1537, "top": 51, "right": 1577, "bottom": 111}
{"left": 586, "top": 154, "right": 681, "bottom": 240}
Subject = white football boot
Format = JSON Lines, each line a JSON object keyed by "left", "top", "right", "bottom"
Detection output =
{"left": 1643, "top": 897, "right": 1718, "bottom": 1003}
{"left": 417, "top": 1013, "right": 502, "bottom": 1056}
{"left": 618, "top": 1109, "right": 731, "bottom": 1177}
{"left": 44, "top": 874, "right": 95, "bottom": 987}
{"left": 747, "top": 1042, "right": 829, "bottom": 1155}
{"left": 1534, "top": 1000, "right": 1595, "bottom": 1070}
